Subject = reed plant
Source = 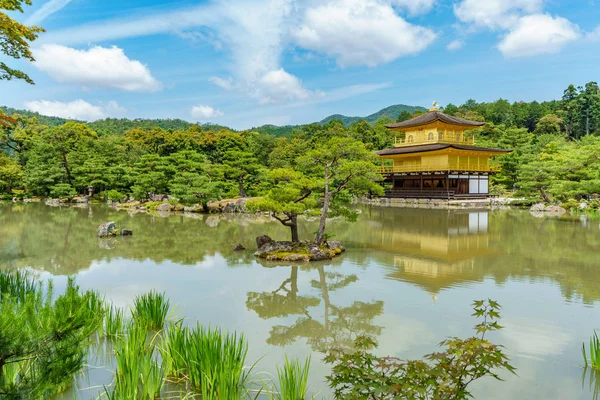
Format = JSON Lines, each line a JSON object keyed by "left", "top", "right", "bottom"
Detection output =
{"left": 188, "top": 325, "right": 250, "bottom": 400}
{"left": 583, "top": 331, "right": 600, "bottom": 370}
{"left": 106, "top": 322, "right": 164, "bottom": 399}
{"left": 159, "top": 322, "right": 188, "bottom": 378}
{"left": 131, "top": 290, "right": 170, "bottom": 330}
{"left": 265, "top": 356, "right": 313, "bottom": 400}
{"left": 159, "top": 323, "right": 250, "bottom": 399}
{"left": 104, "top": 305, "right": 125, "bottom": 339}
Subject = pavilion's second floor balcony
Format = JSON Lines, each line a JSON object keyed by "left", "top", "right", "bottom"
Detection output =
{"left": 394, "top": 136, "right": 475, "bottom": 147}
{"left": 378, "top": 162, "right": 500, "bottom": 174}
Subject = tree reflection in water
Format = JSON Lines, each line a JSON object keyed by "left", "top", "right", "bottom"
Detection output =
{"left": 247, "top": 265, "right": 383, "bottom": 353}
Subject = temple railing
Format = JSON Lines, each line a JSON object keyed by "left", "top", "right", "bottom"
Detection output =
{"left": 378, "top": 163, "right": 500, "bottom": 174}
{"left": 394, "top": 137, "right": 475, "bottom": 147}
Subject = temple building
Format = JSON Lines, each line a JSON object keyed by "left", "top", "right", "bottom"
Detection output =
{"left": 375, "top": 103, "right": 511, "bottom": 199}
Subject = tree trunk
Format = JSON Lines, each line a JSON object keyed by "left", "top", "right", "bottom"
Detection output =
{"left": 290, "top": 267, "right": 298, "bottom": 302}
{"left": 318, "top": 266, "right": 330, "bottom": 331}
{"left": 238, "top": 176, "right": 246, "bottom": 197}
{"left": 290, "top": 214, "right": 299, "bottom": 243}
{"left": 586, "top": 107, "right": 590, "bottom": 137}
{"left": 315, "top": 165, "right": 330, "bottom": 245}
{"left": 61, "top": 151, "right": 73, "bottom": 185}
{"left": 539, "top": 186, "right": 551, "bottom": 203}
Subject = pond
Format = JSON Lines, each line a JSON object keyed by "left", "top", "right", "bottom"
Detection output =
{"left": 1, "top": 203, "right": 599, "bottom": 399}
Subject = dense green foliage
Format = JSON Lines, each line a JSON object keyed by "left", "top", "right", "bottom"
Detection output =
{"left": 0, "top": 0, "right": 45, "bottom": 84}
{"left": 0, "top": 272, "right": 104, "bottom": 398}
{"left": 325, "top": 300, "right": 515, "bottom": 400}
{"left": 2, "top": 81, "right": 599, "bottom": 209}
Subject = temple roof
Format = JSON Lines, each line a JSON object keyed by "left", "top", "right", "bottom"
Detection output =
{"left": 386, "top": 110, "right": 485, "bottom": 129}
{"left": 375, "top": 143, "right": 512, "bottom": 156}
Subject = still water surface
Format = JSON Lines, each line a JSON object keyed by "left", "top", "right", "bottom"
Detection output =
{"left": 1, "top": 203, "right": 599, "bottom": 399}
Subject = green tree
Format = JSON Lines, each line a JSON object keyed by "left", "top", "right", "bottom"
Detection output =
{"left": 0, "top": 153, "right": 22, "bottom": 193}
{"left": 130, "top": 154, "right": 174, "bottom": 200}
{"left": 442, "top": 103, "right": 459, "bottom": 116}
{"left": 576, "top": 82, "right": 600, "bottom": 137}
{"left": 268, "top": 137, "right": 306, "bottom": 168}
{"left": 0, "top": 273, "right": 104, "bottom": 397}
{"left": 299, "top": 137, "right": 382, "bottom": 244}
{"left": 247, "top": 168, "right": 319, "bottom": 242}
{"left": 168, "top": 151, "right": 222, "bottom": 207}
{"left": 534, "top": 114, "right": 563, "bottom": 136}
{"left": 396, "top": 110, "right": 412, "bottom": 122}
{"left": 50, "top": 183, "right": 76, "bottom": 199}
{"left": 0, "top": 0, "right": 45, "bottom": 84}
{"left": 221, "top": 149, "right": 261, "bottom": 197}
{"left": 494, "top": 126, "right": 534, "bottom": 188}
{"left": 560, "top": 84, "right": 578, "bottom": 139}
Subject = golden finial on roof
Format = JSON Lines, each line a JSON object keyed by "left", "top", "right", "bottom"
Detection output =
{"left": 429, "top": 101, "right": 439, "bottom": 112}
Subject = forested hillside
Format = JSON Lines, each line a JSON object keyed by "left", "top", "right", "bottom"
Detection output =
{"left": 1, "top": 82, "right": 599, "bottom": 206}
{"left": 320, "top": 104, "right": 426, "bottom": 125}
{"left": 1, "top": 104, "right": 427, "bottom": 137}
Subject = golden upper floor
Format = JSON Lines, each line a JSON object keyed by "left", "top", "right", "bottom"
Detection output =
{"left": 386, "top": 109, "right": 485, "bottom": 148}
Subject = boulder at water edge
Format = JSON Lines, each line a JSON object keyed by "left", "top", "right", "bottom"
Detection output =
{"left": 254, "top": 235, "right": 345, "bottom": 262}
{"left": 256, "top": 234, "right": 273, "bottom": 249}
{"left": 156, "top": 203, "right": 174, "bottom": 212}
{"left": 98, "top": 222, "right": 117, "bottom": 237}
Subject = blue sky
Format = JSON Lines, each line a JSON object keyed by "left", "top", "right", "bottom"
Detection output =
{"left": 2, "top": 0, "right": 599, "bottom": 129}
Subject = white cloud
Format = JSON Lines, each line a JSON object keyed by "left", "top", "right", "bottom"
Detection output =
{"left": 586, "top": 26, "right": 600, "bottom": 42}
{"left": 190, "top": 105, "right": 224, "bottom": 120}
{"left": 34, "top": 0, "right": 423, "bottom": 104}
{"left": 33, "top": 44, "right": 162, "bottom": 92}
{"left": 24, "top": 99, "right": 126, "bottom": 121}
{"left": 447, "top": 39, "right": 464, "bottom": 51}
{"left": 256, "top": 68, "right": 315, "bottom": 104}
{"left": 26, "top": 0, "right": 72, "bottom": 25}
{"left": 291, "top": 0, "right": 436, "bottom": 67}
{"left": 498, "top": 14, "right": 580, "bottom": 57}
{"left": 209, "top": 76, "right": 235, "bottom": 91}
{"left": 391, "top": 0, "right": 436, "bottom": 16}
{"left": 454, "top": 0, "right": 543, "bottom": 30}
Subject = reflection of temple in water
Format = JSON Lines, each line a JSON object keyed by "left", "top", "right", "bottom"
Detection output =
{"left": 364, "top": 208, "right": 496, "bottom": 298}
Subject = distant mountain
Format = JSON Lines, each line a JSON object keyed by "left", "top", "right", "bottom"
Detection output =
{"left": 320, "top": 104, "right": 426, "bottom": 126}
{"left": 0, "top": 106, "right": 230, "bottom": 134}
{"left": 2, "top": 103, "right": 425, "bottom": 136}
{"left": 1, "top": 106, "right": 69, "bottom": 127}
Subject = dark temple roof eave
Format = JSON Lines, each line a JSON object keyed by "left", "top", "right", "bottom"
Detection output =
{"left": 374, "top": 143, "right": 512, "bottom": 156}
{"left": 386, "top": 111, "right": 485, "bottom": 129}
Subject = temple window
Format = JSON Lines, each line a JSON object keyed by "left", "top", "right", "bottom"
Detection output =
{"left": 439, "top": 133, "right": 444, "bottom": 140}
{"left": 407, "top": 135, "right": 414, "bottom": 143}
{"left": 428, "top": 132, "right": 434, "bottom": 140}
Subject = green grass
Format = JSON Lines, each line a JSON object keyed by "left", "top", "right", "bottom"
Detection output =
{"left": 159, "top": 323, "right": 251, "bottom": 399}
{"left": 583, "top": 331, "right": 600, "bottom": 369}
{"left": 159, "top": 322, "right": 188, "bottom": 378}
{"left": 265, "top": 356, "right": 313, "bottom": 400}
{"left": 105, "top": 322, "right": 164, "bottom": 399}
{"left": 188, "top": 325, "right": 250, "bottom": 400}
{"left": 131, "top": 290, "right": 170, "bottom": 330}
{"left": 104, "top": 305, "right": 125, "bottom": 339}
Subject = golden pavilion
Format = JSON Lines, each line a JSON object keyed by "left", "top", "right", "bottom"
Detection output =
{"left": 376, "top": 103, "right": 511, "bottom": 199}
